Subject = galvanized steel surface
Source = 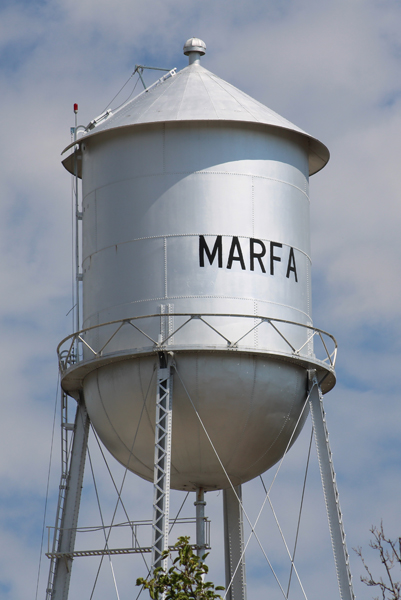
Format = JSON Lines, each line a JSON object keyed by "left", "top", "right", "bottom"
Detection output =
{"left": 183, "top": 38, "right": 206, "bottom": 56}
{"left": 57, "top": 313, "right": 337, "bottom": 393}
{"left": 61, "top": 40, "right": 333, "bottom": 490}
{"left": 83, "top": 353, "right": 309, "bottom": 490}
{"left": 81, "top": 123, "right": 311, "bottom": 338}
{"left": 62, "top": 56, "right": 329, "bottom": 176}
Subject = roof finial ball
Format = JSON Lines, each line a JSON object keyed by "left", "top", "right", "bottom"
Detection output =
{"left": 183, "top": 37, "right": 206, "bottom": 65}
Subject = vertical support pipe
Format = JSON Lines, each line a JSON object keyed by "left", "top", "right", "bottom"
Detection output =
{"left": 50, "top": 397, "right": 90, "bottom": 600}
{"left": 73, "top": 110, "right": 80, "bottom": 340}
{"left": 194, "top": 488, "right": 206, "bottom": 558}
{"left": 152, "top": 352, "right": 173, "bottom": 572}
{"left": 308, "top": 371, "right": 355, "bottom": 600}
{"left": 223, "top": 485, "right": 247, "bottom": 600}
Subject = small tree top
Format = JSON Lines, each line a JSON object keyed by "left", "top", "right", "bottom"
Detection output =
{"left": 136, "top": 536, "right": 225, "bottom": 600}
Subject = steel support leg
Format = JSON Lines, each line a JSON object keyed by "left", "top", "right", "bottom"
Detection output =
{"left": 49, "top": 397, "right": 90, "bottom": 600}
{"left": 194, "top": 488, "right": 206, "bottom": 558}
{"left": 152, "top": 352, "right": 173, "bottom": 572}
{"left": 308, "top": 372, "right": 355, "bottom": 600}
{"left": 223, "top": 485, "right": 247, "bottom": 600}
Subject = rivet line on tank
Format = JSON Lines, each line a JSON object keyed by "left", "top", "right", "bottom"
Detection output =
{"left": 164, "top": 237, "right": 168, "bottom": 298}
{"left": 92, "top": 179, "right": 305, "bottom": 198}
{"left": 251, "top": 175, "right": 255, "bottom": 237}
{"left": 87, "top": 295, "right": 311, "bottom": 320}
{"left": 89, "top": 171, "right": 309, "bottom": 199}
{"left": 84, "top": 297, "right": 312, "bottom": 318}
{"left": 83, "top": 235, "right": 312, "bottom": 262}
{"left": 254, "top": 301, "right": 259, "bottom": 348}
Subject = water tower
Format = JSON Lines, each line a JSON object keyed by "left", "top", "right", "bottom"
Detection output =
{"left": 46, "top": 38, "right": 355, "bottom": 600}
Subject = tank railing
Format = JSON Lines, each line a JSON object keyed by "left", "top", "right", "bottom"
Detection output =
{"left": 59, "top": 340, "right": 77, "bottom": 369}
{"left": 97, "top": 320, "right": 126, "bottom": 354}
{"left": 57, "top": 313, "right": 337, "bottom": 375}
{"left": 290, "top": 328, "right": 325, "bottom": 360}
{"left": 160, "top": 314, "right": 336, "bottom": 365}
{"left": 77, "top": 334, "right": 97, "bottom": 356}
{"left": 228, "top": 318, "right": 263, "bottom": 347}
{"left": 319, "top": 330, "right": 335, "bottom": 367}
{"left": 162, "top": 315, "right": 233, "bottom": 347}
{"left": 263, "top": 319, "right": 297, "bottom": 353}
{"left": 159, "top": 315, "right": 194, "bottom": 345}
{"left": 136, "top": 317, "right": 179, "bottom": 346}
{"left": 59, "top": 348, "right": 76, "bottom": 368}
{"left": 227, "top": 317, "right": 335, "bottom": 364}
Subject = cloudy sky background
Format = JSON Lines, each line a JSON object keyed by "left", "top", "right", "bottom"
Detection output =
{"left": 1, "top": 0, "right": 400, "bottom": 598}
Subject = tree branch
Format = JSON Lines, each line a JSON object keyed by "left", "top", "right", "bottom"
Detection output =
{"left": 354, "top": 522, "right": 401, "bottom": 600}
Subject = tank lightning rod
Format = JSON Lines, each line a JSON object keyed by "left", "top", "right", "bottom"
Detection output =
{"left": 73, "top": 103, "right": 82, "bottom": 355}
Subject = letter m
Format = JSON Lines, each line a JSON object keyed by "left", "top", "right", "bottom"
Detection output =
{"left": 199, "top": 235, "right": 223, "bottom": 268}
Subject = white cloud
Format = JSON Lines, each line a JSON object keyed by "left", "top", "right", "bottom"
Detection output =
{"left": 1, "top": 0, "right": 400, "bottom": 599}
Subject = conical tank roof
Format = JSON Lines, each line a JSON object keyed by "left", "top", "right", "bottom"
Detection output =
{"left": 63, "top": 39, "right": 329, "bottom": 175}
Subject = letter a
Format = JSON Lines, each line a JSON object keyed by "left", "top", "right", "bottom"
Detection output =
{"left": 286, "top": 247, "right": 298, "bottom": 282}
{"left": 227, "top": 237, "right": 246, "bottom": 270}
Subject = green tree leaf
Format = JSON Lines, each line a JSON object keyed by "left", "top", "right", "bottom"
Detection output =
{"left": 137, "top": 537, "right": 224, "bottom": 600}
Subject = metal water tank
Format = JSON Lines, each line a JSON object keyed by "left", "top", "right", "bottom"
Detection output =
{"left": 61, "top": 39, "right": 334, "bottom": 491}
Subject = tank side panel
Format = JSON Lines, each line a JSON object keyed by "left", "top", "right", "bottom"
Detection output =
{"left": 82, "top": 123, "right": 311, "bottom": 356}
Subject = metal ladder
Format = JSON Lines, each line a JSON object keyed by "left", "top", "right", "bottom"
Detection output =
{"left": 45, "top": 392, "right": 74, "bottom": 600}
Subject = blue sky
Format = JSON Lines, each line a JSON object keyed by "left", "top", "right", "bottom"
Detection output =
{"left": 1, "top": 0, "right": 401, "bottom": 598}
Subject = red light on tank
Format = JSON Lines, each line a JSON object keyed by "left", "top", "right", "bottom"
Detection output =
{"left": 73, "top": 103, "right": 78, "bottom": 113}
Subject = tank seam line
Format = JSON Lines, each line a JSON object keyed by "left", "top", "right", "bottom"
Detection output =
{"left": 198, "top": 71, "right": 220, "bottom": 119}
{"left": 164, "top": 237, "right": 168, "bottom": 298}
{"left": 208, "top": 73, "right": 307, "bottom": 135}
{"left": 93, "top": 372, "right": 154, "bottom": 474}
{"left": 83, "top": 298, "right": 312, "bottom": 323}
{"left": 130, "top": 70, "right": 182, "bottom": 122}
{"left": 84, "top": 235, "right": 312, "bottom": 263}
{"left": 251, "top": 175, "right": 255, "bottom": 237}
{"left": 84, "top": 173, "right": 309, "bottom": 200}
{"left": 175, "top": 70, "right": 190, "bottom": 117}
{"left": 206, "top": 73, "right": 264, "bottom": 123}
